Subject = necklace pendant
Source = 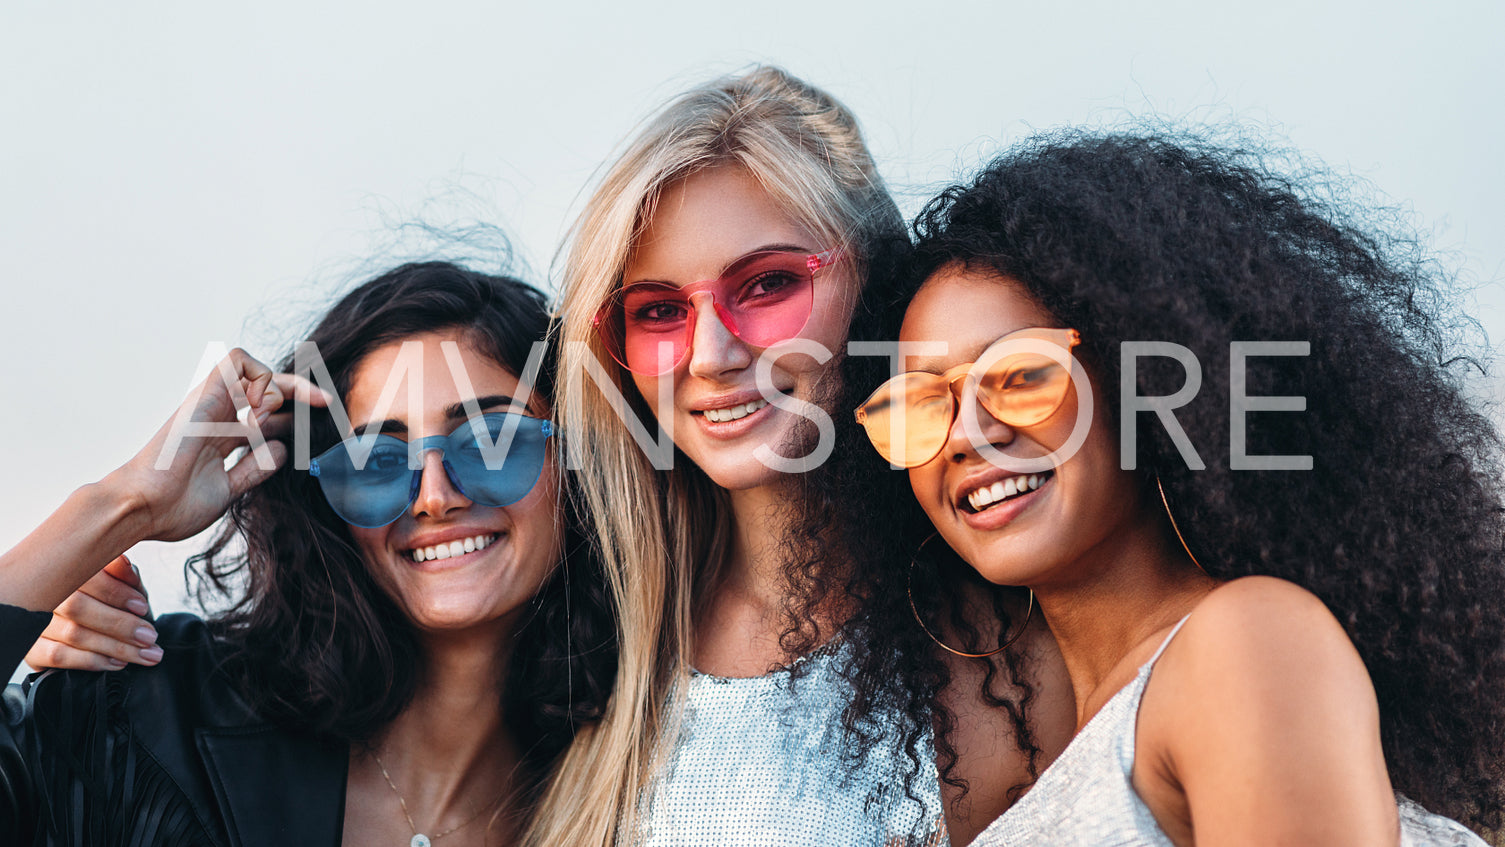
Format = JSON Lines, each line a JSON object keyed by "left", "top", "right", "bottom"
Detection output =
{"left": 411, "top": 835, "right": 431, "bottom": 847}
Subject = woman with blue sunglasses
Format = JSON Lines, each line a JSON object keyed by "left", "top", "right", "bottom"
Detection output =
{"left": 0, "top": 261, "right": 614, "bottom": 846}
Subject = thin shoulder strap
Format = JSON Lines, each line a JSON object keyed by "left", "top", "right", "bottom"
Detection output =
{"left": 1147, "top": 614, "right": 1193, "bottom": 667}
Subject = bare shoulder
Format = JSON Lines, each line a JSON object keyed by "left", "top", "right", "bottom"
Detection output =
{"left": 1134, "top": 577, "right": 1394, "bottom": 844}
{"left": 1169, "top": 576, "right": 1366, "bottom": 685}
{"left": 1148, "top": 576, "right": 1374, "bottom": 721}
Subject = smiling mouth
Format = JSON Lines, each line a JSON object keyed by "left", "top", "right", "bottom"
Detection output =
{"left": 698, "top": 398, "right": 769, "bottom": 423}
{"left": 407, "top": 533, "right": 499, "bottom": 563}
{"left": 963, "top": 471, "right": 1054, "bottom": 514}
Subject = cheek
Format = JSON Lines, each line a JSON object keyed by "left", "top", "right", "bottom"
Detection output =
{"left": 907, "top": 463, "right": 950, "bottom": 521}
{"left": 802, "top": 275, "right": 857, "bottom": 350}
{"left": 347, "top": 526, "right": 386, "bottom": 560}
{"left": 631, "top": 371, "right": 673, "bottom": 420}
{"left": 345, "top": 526, "right": 406, "bottom": 601}
{"left": 513, "top": 463, "right": 565, "bottom": 565}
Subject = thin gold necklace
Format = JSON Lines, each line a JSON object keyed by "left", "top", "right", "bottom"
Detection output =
{"left": 370, "top": 749, "right": 502, "bottom": 847}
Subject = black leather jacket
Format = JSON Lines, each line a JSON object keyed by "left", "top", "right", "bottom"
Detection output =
{"left": 1, "top": 604, "right": 348, "bottom": 846}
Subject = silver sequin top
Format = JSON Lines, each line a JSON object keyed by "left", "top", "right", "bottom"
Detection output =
{"left": 971, "top": 617, "right": 1487, "bottom": 847}
{"left": 636, "top": 639, "right": 949, "bottom": 847}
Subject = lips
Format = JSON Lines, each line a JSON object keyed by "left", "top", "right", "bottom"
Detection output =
{"left": 404, "top": 533, "right": 500, "bottom": 563}
{"left": 702, "top": 398, "right": 769, "bottom": 422}
{"left": 964, "top": 472, "right": 1053, "bottom": 513}
{"left": 960, "top": 470, "right": 1056, "bottom": 514}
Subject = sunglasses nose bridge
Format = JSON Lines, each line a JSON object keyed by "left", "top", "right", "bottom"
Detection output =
{"left": 684, "top": 289, "right": 753, "bottom": 377}
{"left": 938, "top": 365, "right": 1021, "bottom": 461}
{"left": 405, "top": 434, "right": 450, "bottom": 467}
{"left": 945, "top": 368, "right": 970, "bottom": 398}
{"left": 685, "top": 288, "right": 721, "bottom": 322}
{"left": 408, "top": 439, "right": 471, "bottom": 517}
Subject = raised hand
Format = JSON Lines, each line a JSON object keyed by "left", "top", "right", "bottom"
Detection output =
{"left": 0, "top": 348, "right": 330, "bottom": 613}
{"left": 110, "top": 347, "right": 329, "bottom": 543}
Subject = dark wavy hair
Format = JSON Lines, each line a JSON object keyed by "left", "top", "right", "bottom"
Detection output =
{"left": 189, "top": 261, "right": 617, "bottom": 783}
{"left": 809, "top": 129, "right": 1505, "bottom": 832}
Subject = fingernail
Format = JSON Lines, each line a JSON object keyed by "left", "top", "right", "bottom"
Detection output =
{"left": 138, "top": 646, "right": 164, "bottom": 663}
{"left": 106, "top": 658, "right": 127, "bottom": 669}
{"left": 133, "top": 626, "right": 158, "bottom": 647}
{"left": 126, "top": 598, "right": 150, "bottom": 616}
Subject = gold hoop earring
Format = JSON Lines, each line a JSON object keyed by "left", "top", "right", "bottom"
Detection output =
{"left": 907, "top": 533, "right": 1035, "bottom": 658}
{"left": 1156, "top": 474, "right": 1207, "bottom": 575}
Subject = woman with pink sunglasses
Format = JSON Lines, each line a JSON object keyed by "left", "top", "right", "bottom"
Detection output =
{"left": 530, "top": 67, "right": 1069, "bottom": 846}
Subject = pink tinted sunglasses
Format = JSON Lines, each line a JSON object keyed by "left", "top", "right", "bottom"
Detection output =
{"left": 593, "top": 249, "right": 840, "bottom": 376}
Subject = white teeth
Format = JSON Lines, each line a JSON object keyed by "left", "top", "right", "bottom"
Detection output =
{"left": 408, "top": 534, "right": 496, "bottom": 562}
{"left": 966, "top": 474, "right": 1050, "bottom": 512}
{"left": 704, "top": 399, "right": 769, "bottom": 423}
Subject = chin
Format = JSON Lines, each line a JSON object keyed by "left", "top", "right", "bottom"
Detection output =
{"left": 401, "top": 594, "right": 510, "bottom": 633}
{"left": 678, "top": 411, "right": 818, "bottom": 490}
{"left": 694, "top": 457, "right": 782, "bottom": 491}
{"left": 957, "top": 529, "right": 1071, "bottom": 588}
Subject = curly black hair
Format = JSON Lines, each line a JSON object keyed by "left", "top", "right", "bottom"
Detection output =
{"left": 778, "top": 220, "right": 1041, "bottom": 816}
{"left": 800, "top": 128, "right": 1505, "bottom": 833}
{"left": 188, "top": 261, "right": 617, "bottom": 788}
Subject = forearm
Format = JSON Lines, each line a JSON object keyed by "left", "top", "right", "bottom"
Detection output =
{"left": 0, "top": 474, "right": 152, "bottom": 612}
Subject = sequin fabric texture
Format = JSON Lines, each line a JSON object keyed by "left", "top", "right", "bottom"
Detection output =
{"left": 970, "top": 618, "right": 1488, "bottom": 847}
{"left": 637, "top": 639, "right": 949, "bottom": 847}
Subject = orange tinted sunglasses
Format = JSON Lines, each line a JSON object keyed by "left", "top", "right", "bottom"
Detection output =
{"left": 855, "top": 327, "right": 1081, "bottom": 468}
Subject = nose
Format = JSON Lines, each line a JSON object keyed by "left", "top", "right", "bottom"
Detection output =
{"left": 942, "top": 377, "right": 1016, "bottom": 464}
{"left": 685, "top": 291, "right": 753, "bottom": 379}
{"left": 410, "top": 449, "right": 472, "bottom": 518}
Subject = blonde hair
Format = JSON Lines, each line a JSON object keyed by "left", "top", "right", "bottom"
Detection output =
{"left": 524, "top": 66, "right": 902, "bottom": 847}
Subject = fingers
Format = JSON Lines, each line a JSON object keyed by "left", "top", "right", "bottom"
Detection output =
{"left": 239, "top": 355, "right": 337, "bottom": 423}
{"left": 29, "top": 592, "right": 163, "bottom": 671}
{"left": 229, "top": 347, "right": 275, "bottom": 409}
{"left": 80, "top": 560, "right": 152, "bottom": 618}
{"left": 101, "top": 555, "right": 150, "bottom": 610}
{"left": 55, "top": 590, "right": 159, "bottom": 656}
{"left": 226, "top": 438, "right": 289, "bottom": 497}
{"left": 259, "top": 411, "right": 294, "bottom": 440}
{"left": 26, "top": 637, "right": 132, "bottom": 672}
{"left": 192, "top": 350, "right": 332, "bottom": 428}
{"left": 271, "top": 373, "right": 334, "bottom": 408}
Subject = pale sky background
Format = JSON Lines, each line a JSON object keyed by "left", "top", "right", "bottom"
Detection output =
{"left": 3, "top": 1, "right": 1503, "bottom": 642}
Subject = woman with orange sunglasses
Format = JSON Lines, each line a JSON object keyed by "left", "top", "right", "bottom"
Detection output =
{"left": 841, "top": 131, "right": 1504, "bottom": 844}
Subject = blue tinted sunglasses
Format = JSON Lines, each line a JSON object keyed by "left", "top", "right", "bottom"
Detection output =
{"left": 309, "top": 412, "right": 553, "bottom": 528}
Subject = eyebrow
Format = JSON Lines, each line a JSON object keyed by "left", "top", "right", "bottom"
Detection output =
{"left": 355, "top": 394, "right": 530, "bottom": 437}
{"left": 625, "top": 243, "right": 813, "bottom": 286}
